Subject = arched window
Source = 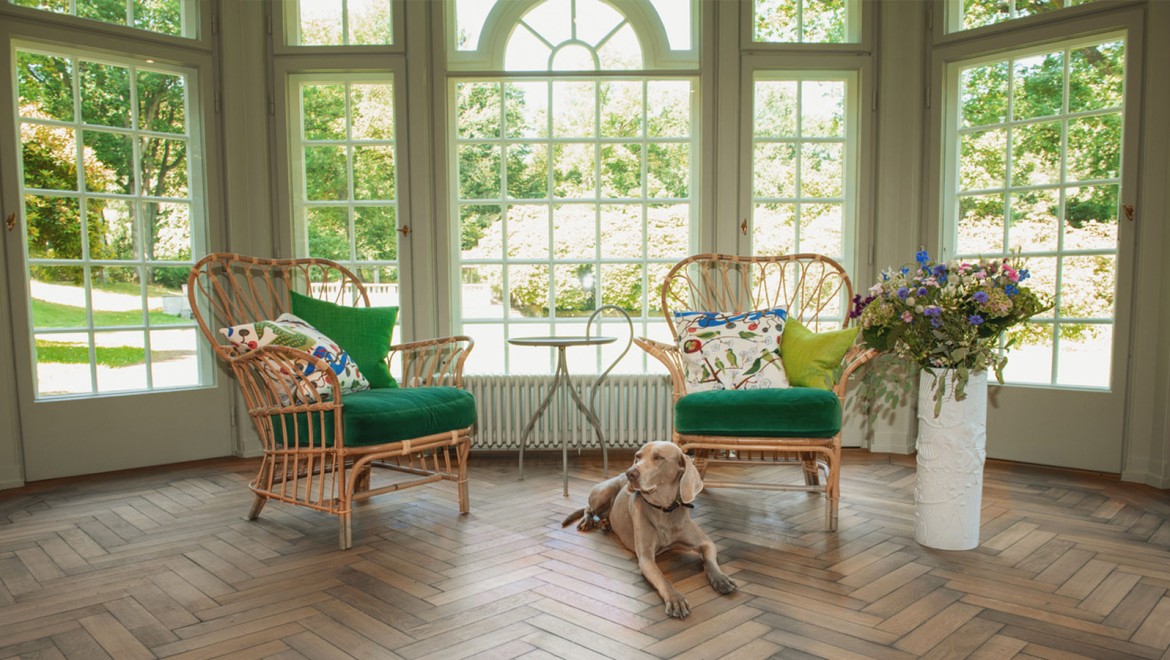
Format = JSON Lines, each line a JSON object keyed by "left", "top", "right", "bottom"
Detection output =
{"left": 451, "top": 0, "right": 699, "bottom": 375}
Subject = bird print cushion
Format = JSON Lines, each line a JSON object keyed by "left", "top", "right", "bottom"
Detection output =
{"left": 220, "top": 313, "right": 369, "bottom": 402}
{"left": 674, "top": 307, "right": 790, "bottom": 393}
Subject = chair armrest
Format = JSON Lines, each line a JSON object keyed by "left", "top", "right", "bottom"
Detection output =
{"left": 228, "top": 345, "right": 344, "bottom": 414}
{"left": 832, "top": 346, "right": 880, "bottom": 398}
{"left": 634, "top": 337, "right": 688, "bottom": 401}
{"left": 389, "top": 335, "right": 475, "bottom": 388}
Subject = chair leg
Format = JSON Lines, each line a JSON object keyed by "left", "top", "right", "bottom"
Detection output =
{"left": 457, "top": 436, "right": 471, "bottom": 514}
{"left": 827, "top": 496, "right": 839, "bottom": 531}
{"left": 802, "top": 453, "right": 821, "bottom": 486}
{"left": 354, "top": 466, "right": 371, "bottom": 493}
{"left": 245, "top": 493, "right": 267, "bottom": 521}
{"left": 338, "top": 512, "right": 352, "bottom": 550}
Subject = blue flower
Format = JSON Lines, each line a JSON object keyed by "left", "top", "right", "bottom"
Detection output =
{"left": 897, "top": 287, "right": 909, "bottom": 299}
{"left": 973, "top": 291, "right": 989, "bottom": 304}
{"left": 900, "top": 266, "right": 910, "bottom": 275}
{"left": 933, "top": 264, "right": 948, "bottom": 277}
{"left": 915, "top": 249, "right": 930, "bottom": 265}
{"left": 1018, "top": 269, "right": 1031, "bottom": 281}
{"left": 924, "top": 306, "right": 942, "bottom": 317}
{"left": 969, "top": 314, "right": 984, "bottom": 325}
{"left": 1005, "top": 283, "right": 1019, "bottom": 297}
{"left": 917, "top": 287, "right": 927, "bottom": 296}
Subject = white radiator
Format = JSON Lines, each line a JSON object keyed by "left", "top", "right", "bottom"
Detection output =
{"left": 464, "top": 374, "right": 674, "bottom": 450}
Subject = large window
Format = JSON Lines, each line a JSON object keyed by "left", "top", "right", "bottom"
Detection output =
{"left": 16, "top": 45, "right": 205, "bottom": 398}
{"left": 453, "top": 0, "right": 698, "bottom": 375}
{"left": 750, "top": 72, "right": 856, "bottom": 271}
{"left": 946, "top": 35, "right": 1124, "bottom": 388}
{"left": 289, "top": 75, "right": 400, "bottom": 305}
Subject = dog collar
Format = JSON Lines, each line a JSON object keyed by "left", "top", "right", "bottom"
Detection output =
{"left": 638, "top": 492, "right": 694, "bottom": 513}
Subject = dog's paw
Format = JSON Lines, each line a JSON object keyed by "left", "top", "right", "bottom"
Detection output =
{"left": 709, "top": 572, "right": 737, "bottom": 594}
{"left": 664, "top": 593, "right": 691, "bottom": 619}
{"left": 576, "top": 514, "right": 602, "bottom": 532}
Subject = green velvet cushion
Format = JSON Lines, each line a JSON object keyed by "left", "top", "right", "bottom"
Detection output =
{"left": 674, "top": 387, "right": 841, "bottom": 438}
{"left": 275, "top": 386, "right": 477, "bottom": 448}
{"left": 780, "top": 320, "right": 860, "bottom": 390}
{"left": 290, "top": 290, "right": 399, "bottom": 389}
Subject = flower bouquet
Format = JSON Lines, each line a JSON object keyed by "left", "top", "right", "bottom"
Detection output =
{"left": 851, "top": 250, "right": 1050, "bottom": 415}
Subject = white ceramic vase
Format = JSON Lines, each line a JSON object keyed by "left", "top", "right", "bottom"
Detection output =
{"left": 914, "top": 369, "right": 988, "bottom": 551}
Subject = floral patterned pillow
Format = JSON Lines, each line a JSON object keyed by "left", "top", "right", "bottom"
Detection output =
{"left": 674, "top": 308, "right": 789, "bottom": 393}
{"left": 220, "top": 313, "right": 369, "bottom": 401}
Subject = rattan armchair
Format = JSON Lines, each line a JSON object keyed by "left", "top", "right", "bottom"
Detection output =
{"left": 634, "top": 253, "right": 875, "bottom": 530}
{"left": 188, "top": 253, "right": 475, "bottom": 550}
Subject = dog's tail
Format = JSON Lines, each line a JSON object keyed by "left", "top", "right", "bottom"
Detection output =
{"left": 561, "top": 508, "right": 586, "bottom": 528}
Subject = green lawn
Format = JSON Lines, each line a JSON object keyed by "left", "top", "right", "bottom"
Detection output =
{"left": 33, "top": 298, "right": 188, "bottom": 328}
{"left": 35, "top": 341, "right": 190, "bottom": 367}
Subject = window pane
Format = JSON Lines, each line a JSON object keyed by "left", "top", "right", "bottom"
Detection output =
{"left": 89, "top": 199, "right": 138, "bottom": 260}
{"left": 354, "top": 206, "right": 397, "bottom": 261}
{"left": 754, "top": 0, "right": 853, "bottom": 44}
{"left": 81, "top": 62, "right": 131, "bottom": 128}
{"left": 298, "top": 0, "right": 345, "bottom": 45}
{"left": 646, "top": 81, "right": 690, "bottom": 138}
{"left": 307, "top": 206, "right": 350, "bottom": 261}
{"left": 351, "top": 83, "right": 394, "bottom": 140}
{"left": 138, "top": 70, "right": 187, "bottom": 134}
{"left": 348, "top": 0, "right": 392, "bottom": 45}
{"left": 26, "top": 194, "right": 82, "bottom": 259}
{"left": 305, "top": 146, "right": 348, "bottom": 200}
{"left": 18, "top": 52, "right": 74, "bottom": 122}
{"left": 303, "top": 84, "right": 346, "bottom": 140}
{"left": 353, "top": 146, "right": 396, "bottom": 200}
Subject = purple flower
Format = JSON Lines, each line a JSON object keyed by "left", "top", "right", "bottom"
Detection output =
{"left": 973, "top": 291, "right": 989, "bottom": 304}
{"left": 969, "top": 314, "right": 984, "bottom": 325}
{"left": 917, "top": 287, "right": 927, "bottom": 296}
{"left": 924, "top": 306, "right": 942, "bottom": 317}
{"left": 930, "top": 317, "right": 942, "bottom": 328}
{"left": 897, "top": 287, "right": 909, "bottom": 299}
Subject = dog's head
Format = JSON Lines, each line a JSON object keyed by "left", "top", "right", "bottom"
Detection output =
{"left": 625, "top": 441, "right": 703, "bottom": 507}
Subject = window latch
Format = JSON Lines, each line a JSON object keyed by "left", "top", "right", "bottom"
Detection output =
{"left": 5, "top": 212, "right": 14, "bottom": 232}
{"left": 398, "top": 225, "right": 411, "bottom": 237}
{"left": 740, "top": 219, "right": 748, "bottom": 235}
{"left": 1122, "top": 204, "right": 1135, "bottom": 222}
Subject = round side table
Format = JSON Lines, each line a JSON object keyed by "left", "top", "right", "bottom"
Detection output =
{"left": 508, "top": 335, "right": 615, "bottom": 496}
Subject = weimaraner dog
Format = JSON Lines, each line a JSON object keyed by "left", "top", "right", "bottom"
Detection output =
{"left": 562, "top": 440, "right": 737, "bottom": 618}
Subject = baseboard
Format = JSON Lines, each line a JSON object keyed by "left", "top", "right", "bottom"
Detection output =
{"left": 0, "top": 459, "right": 25, "bottom": 490}
{"left": 1122, "top": 462, "right": 1170, "bottom": 489}
{"left": 869, "top": 429, "right": 916, "bottom": 455}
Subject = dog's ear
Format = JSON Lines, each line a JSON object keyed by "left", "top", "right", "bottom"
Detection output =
{"left": 679, "top": 453, "right": 703, "bottom": 503}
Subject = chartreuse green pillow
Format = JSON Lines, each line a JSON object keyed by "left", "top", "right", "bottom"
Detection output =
{"left": 779, "top": 319, "right": 860, "bottom": 390}
{"left": 289, "top": 290, "right": 399, "bottom": 389}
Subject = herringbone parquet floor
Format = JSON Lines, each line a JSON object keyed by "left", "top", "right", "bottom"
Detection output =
{"left": 1, "top": 449, "right": 1169, "bottom": 659}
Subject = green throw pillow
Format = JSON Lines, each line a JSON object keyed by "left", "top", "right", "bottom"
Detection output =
{"left": 289, "top": 290, "right": 399, "bottom": 389}
{"left": 780, "top": 319, "right": 860, "bottom": 390}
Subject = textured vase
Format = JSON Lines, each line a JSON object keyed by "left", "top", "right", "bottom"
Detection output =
{"left": 914, "top": 369, "right": 988, "bottom": 550}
